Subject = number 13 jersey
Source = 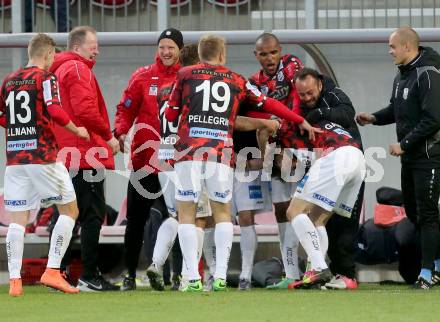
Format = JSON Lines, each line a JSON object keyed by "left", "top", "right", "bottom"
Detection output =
{"left": 168, "top": 63, "right": 265, "bottom": 166}
{"left": 0, "top": 66, "right": 61, "bottom": 165}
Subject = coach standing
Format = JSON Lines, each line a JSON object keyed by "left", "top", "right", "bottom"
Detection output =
{"left": 357, "top": 27, "right": 440, "bottom": 289}
{"left": 114, "top": 28, "right": 183, "bottom": 291}
{"left": 51, "top": 26, "right": 120, "bottom": 292}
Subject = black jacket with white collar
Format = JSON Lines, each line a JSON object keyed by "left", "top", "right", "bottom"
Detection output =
{"left": 373, "top": 46, "right": 440, "bottom": 167}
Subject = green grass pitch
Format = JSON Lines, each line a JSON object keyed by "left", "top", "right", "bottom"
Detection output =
{"left": 0, "top": 284, "right": 439, "bottom": 322}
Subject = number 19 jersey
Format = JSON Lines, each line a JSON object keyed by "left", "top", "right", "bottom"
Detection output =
{"left": 0, "top": 66, "right": 61, "bottom": 165}
{"left": 168, "top": 63, "right": 266, "bottom": 166}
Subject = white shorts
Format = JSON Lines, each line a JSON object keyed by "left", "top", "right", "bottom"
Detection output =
{"left": 294, "top": 146, "right": 366, "bottom": 218}
{"left": 4, "top": 162, "right": 76, "bottom": 212}
{"left": 158, "top": 171, "right": 211, "bottom": 218}
{"left": 270, "top": 177, "right": 297, "bottom": 204}
{"left": 174, "top": 161, "right": 233, "bottom": 203}
{"left": 231, "top": 173, "right": 270, "bottom": 215}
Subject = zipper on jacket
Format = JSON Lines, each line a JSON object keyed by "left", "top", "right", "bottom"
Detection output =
{"left": 426, "top": 140, "right": 430, "bottom": 158}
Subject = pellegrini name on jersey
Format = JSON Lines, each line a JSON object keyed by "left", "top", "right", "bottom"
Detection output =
{"left": 7, "top": 126, "right": 37, "bottom": 137}
{"left": 188, "top": 114, "right": 229, "bottom": 126}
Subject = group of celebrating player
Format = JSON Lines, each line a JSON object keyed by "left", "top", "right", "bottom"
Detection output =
{"left": 0, "top": 27, "right": 365, "bottom": 296}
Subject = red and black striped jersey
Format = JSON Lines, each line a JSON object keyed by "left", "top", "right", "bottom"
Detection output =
{"left": 249, "top": 54, "right": 303, "bottom": 110}
{"left": 278, "top": 119, "right": 361, "bottom": 152}
{"left": 0, "top": 66, "right": 62, "bottom": 165}
{"left": 157, "top": 81, "right": 178, "bottom": 170}
{"left": 168, "top": 63, "right": 266, "bottom": 166}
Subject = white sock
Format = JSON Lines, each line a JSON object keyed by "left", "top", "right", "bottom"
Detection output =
{"left": 6, "top": 223, "right": 25, "bottom": 279}
{"left": 283, "top": 224, "right": 301, "bottom": 280}
{"left": 316, "top": 226, "right": 329, "bottom": 258}
{"left": 278, "top": 222, "right": 300, "bottom": 279}
{"left": 47, "top": 215, "right": 75, "bottom": 269}
{"left": 291, "top": 214, "right": 327, "bottom": 271}
{"left": 214, "top": 222, "right": 233, "bottom": 280}
{"left": 196, "top": 227, "right": 204, "bottom": 261}
{"left": 152, "top": 217, "right": 179, "bottom": 268}
{"left": 239, "top": 225, "right": 257, "bottom": 281}
{"left": 182, "top": 227, "right": 205, "bottom": 281}
{"left": 178, "top": 224, "right": 200, "bottom": 281}
{"left": 203, "top": 227, "right": 216, "bottom": 277}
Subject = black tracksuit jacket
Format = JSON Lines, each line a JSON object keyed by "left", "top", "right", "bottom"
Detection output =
{"left": 373, "top": 46, "right": 440, "bottom": 168}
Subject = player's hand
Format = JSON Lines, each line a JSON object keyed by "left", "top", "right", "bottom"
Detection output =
{"left": 356, "top": 112, "right": 376, "bottom": 126}
{"left": 106, "top": 136, "right": 120, "bottom": 155}
{"left": 118, "top": 134, "right": 127, "bottom": 153}
{"left": 76, "top": 127, "right": 90, "bottom": 141}
{"left": 389, "top": 143, "right": 404, "bottom": 156}
{"left": 298, "top": 120, "right": 322, "bottom": 141}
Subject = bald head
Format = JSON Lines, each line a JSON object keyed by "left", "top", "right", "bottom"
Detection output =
{"left": 255, "top": 32, "right": 280, "bottom": 48}
{"left": 391, "top": 27, "right": 420, "bottom": 49}
{"left": 388, "top": 27, "right": 420, "bottom": 65}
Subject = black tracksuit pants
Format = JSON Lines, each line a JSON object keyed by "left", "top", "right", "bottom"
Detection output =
{"left": 72, "top": 169, "right": 107, "bottom": 279}
{"left": 124, "top": 171, "right": 161, "bottom": 278}
{"left": 401, "top": 164, "right": 440, "bottom": 270}
{"left": 326, "top": 182, "right": 365, "bottom": 279}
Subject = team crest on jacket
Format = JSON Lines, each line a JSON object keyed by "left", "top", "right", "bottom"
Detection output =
{"left": 403, "top": 88, "right": 409, "bottom": 100}
{"left": 149, "top": 84, "right": 158, "bottom": 96}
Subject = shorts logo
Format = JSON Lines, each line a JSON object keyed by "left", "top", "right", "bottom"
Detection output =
{"left": 177, "top": 189, "right": 197, "bottom": 197}
{"left": 214, "top": 189, "right": 231, "bottom": 199}
{"left": 41, "top": 195, "right": 62, "bottom": 204}
{"left": 167, "top": 206, "right": 177, "bottom": 214}
{"left": 339, "top": 203, "right": 353, "bottom": 213}
{"left": 4, "top": 199, "right": 26, "bottom": 206}
{"left": 7, "top": 139, "right": 37, "bottom": 151}
{"left": 248, "top": 185, "right": 262, "bottom": 200}
{"left": 189, "top": 127, "right": 228, "bottom": 141}
{"left": 312, "top": 193, "right": 335, "bottom": 207}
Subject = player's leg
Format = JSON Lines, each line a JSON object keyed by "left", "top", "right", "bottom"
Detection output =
{"left": 31, "top": 162, "right": 79, "bottom": 293}
{"left": 175, "top": 161, "right": 202, "bottom": 291}
{"left": 202, "top": 215, "right": 216, "bottom": 290}
{"left": 4, "top": 165, "right": 37, "bottom": 296}
{"left": 206, "top": 161, "right": 234, "bottom": 291}
{"left": 233, "top": 175, "right": 267, "bottom": 290}
{"left": 267, "top": 178, "right": 301, "bottom": 289}
{"left": 146, "top": 171, "right": 179, "bottom": 291}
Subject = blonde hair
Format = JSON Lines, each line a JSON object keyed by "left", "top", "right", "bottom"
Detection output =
{"left": 198, "top": 34, "right": 225, "bottom": 62}
{"left": 28, "top": 33, "right": 56, "bottom": 59}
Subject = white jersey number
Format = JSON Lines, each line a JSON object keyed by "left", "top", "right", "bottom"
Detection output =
{"left": 5, "top": 91, "right": 32, "bottom": 125}
{"left": 159, "top": 101, "right": 178, "bottom": 134}
{"left": 195, "top": 80, "right": 231, "bottom": 113}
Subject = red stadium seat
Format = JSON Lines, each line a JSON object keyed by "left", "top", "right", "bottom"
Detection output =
{"left": 90, "top": 0, "right": 133, "bottom": 9}
{"left": 150, "top": 0, "right": 190, "bottom": 8}
{"left": 206, "top": 0, "right": 249, "bottom": 7}
{"left": 0, "top": 0, "right": 11, "bottom": 10}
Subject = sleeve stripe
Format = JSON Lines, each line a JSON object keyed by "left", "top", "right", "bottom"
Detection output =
{"left": 42, "top": 79, "right": 52, "bottom": 103}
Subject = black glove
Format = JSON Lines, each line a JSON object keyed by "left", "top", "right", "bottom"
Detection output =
{"left": 305, "top": 107, "right": 330, "bottom": 124}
